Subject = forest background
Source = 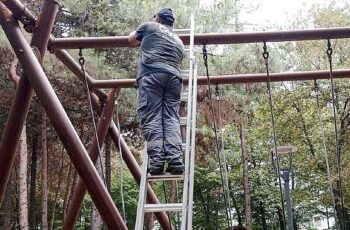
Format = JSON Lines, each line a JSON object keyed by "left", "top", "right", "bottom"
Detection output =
{"left": 1, "top": 0, "right": 350, "bottom": 229}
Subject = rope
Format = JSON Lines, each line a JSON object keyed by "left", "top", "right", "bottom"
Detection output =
{"left": 326, "top": 39, "right": 345, "bottom": 224}
{"left": 262, "top": 42, "right": 286, "bottom": 227}
{"left": 313, "top": 80, "right": 338, "bottom": 229}
{"left": 114, "top": 99, "right": 127, "bottom": 222}
{"left": 203, "top": 45, "right": 232, "bottom": 230}
{"left": 78, "top": 48, "right": 106, "bottom": 185}
{"left": 215, "top": 84, "right": 233, "bottom": 222}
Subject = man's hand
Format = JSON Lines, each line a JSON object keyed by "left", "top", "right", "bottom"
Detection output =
{"left": 128, "top": 31, "right": 141, "bottom": 47}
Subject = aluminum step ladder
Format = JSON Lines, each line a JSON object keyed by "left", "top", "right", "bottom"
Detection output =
{"left": 135, "top": 14, "right": 198, "bottom": 230}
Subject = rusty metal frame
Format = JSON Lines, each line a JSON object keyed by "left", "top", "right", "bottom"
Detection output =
{"left": 0, "top": 0, "right": 55, "bottom": 202}
{"left": 0, "top": 1, "right": 127, "bottom": 229}
{"left": 90, "top": 69, "right": 350, "bottom": 88}
{"left": 1, "top": 0, "right": 350, "bottom": 229}
{"left": 50, "top": 27, "right": 350, "bottom": 49}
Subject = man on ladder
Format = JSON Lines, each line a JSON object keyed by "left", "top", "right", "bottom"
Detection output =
{"left": 128, "top": 8, "right": 185, "bottom": 175}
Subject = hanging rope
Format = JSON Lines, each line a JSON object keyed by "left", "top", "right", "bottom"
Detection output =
{"left": 78, "top": 48, "right": 106, "bottom": 184}
{"left": 215, "top": 84, "right": 233, "bottom": 221}
{"left": 326, "top": 39, "right": 345, "bottom": 222}
{"left": 262, "top": 42, "right": 286, "bottom": 227}
{"left": 313, "top": 80, "right": 338, "bottom": 229}
{"left": 203, "top": 45, "right": 232, "bottom": 230}
{"left": 114, "top": 98, "right": 127, "bottom": 222}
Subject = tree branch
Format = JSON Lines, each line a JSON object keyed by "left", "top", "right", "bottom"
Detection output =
{"left": 9, "top": 52, "right": 20, "bottom": 85}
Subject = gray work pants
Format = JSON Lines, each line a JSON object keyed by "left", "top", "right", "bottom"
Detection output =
{"left": 137, "top": 73, "right": 183, "bottom": 168}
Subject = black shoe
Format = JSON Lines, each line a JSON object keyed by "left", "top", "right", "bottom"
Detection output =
{"left": 166, "top": 163, "right": 184, "bottom": 175}
{"left": 148, "top": 165, "right": 164, "bottom": 175}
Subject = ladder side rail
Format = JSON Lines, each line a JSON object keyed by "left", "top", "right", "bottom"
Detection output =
{"left": 135, "top": 151, "right": 149, "bottom": 229}
{"left": 181, "top": 14, "right": 195, "bottom": 230}
{"left": 187, "top": 63, "right": 198, "bottom": 229}
{"left": 180, "top": 51, "right": 194, "bottom": 229}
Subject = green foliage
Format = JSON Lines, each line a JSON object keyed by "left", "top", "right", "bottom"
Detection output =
{"left": 111, "top": 168, "right": 139, "bottom": 229}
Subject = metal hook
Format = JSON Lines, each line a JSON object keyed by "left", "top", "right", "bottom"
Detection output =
{"left": 262, "top": 42, "right": 269, "bottom": 60}
{"left": 78, "top": 48, "right": 85, "bottom": 66}
{"left": 327, "top": 39, "right": 333, "bottom": 56}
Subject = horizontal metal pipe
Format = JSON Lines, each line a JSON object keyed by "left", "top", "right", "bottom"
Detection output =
{"left": 51, "top": 27, "right": 350, "bottom": 49}
{"left": 91, "top": 69, "right": 350, "bottom": 89}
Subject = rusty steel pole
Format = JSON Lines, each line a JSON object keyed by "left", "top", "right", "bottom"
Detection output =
{"left": 0, "top": 6, "right": 126, "bottom": 229}
{"left": 0, "top": 0, "right": 58, "bottom": 204}
{"left": 2, "top": 0, "right": 35, "bottom": 20}
{"left": 54, "top": 49, "right": 172, "bottom": 229}
{"left": 91, "top": 69, "right": 350, "bottom": 88}
{"left": 50, "top": 27, "right": 350, "bottom": 49}
{"left": 63, "top": 90, "right": 119, "bottom": 230}
{"left": 2, "top": 0, "right": 36, "bottom": 32}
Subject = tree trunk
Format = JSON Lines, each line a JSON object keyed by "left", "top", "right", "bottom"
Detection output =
{"left": 229, "top": 182, "right": 243, "bottom": 226}
{"left": 292, "top": 208, "right": 298, "bottom": 230}
{"left": 238, "top": 116, "right": 253, "bottom": 230}
{"left": 17, "top": 126, "right": 29, "bottom": 230}
{"left": 233, "top": 0, "right": 239, "bottom": 32}
{"left": 63, "top": 164, "right": 74, "bottom": 221}
{"left": 2, "top": 174, "right": 14, "bottom": 230}
{"left": 260, "top": 201, "right": 268, "bottom": 230}
{"left": 144, "top": 213, "right": 154, "bottom": 230}
{"left": 29, "top": 133, "right": 38, "bottom": 230}
{"left": 276, "top": 206, "right": 285, "bottom": 230}
{"left": 144, "top": 182, "right": 155, "bottom": 230}
{"left": 49, "top": 152, "right": 64, "bottom": 230}
{"left": 169, "top": 181, "right": 177, "bottom": 203}
{"left": 41, "top": 111, "right": 49, "bottom": 230}
{"left": 334, "top": 186, "right": 346, "bottom": 230}
{"left": 91, "top": 203, "right": 102, "bottom": 230}
{"left": 9, "top": 54, "right": 28, "bottom": 229}
{"left": 344, "top": 207, "right": 350, "bottom": 230}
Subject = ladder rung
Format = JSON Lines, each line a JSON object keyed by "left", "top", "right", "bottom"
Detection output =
{"left": 182, "top": 143, "right": 186, "bottom": 151}
{"left": 184, "top": 48, "right": 191, "bottom": 52}
{"left": 181, "top": 70, "right": 190, "bottom": 79}
{"left": 180, "top": 92, "right": 188, "bottom": 102}
{"left": 174, "top": 28, "right": 191, "bottom": 32}
{"left": 144, "top": 203, "right": 183, "bottom": 212}
{"left": 180, "top": 116, "right": 187, "bottom": 126}
{"left": 148, "top": 173, "right": 184, "bottom": 181}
